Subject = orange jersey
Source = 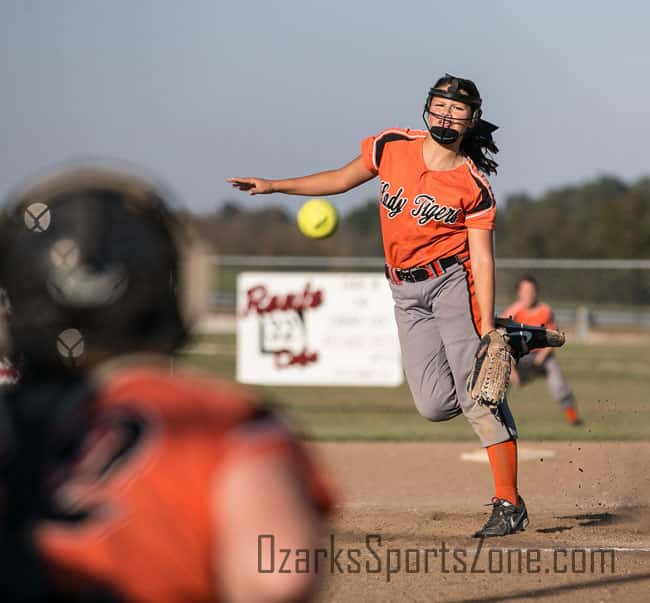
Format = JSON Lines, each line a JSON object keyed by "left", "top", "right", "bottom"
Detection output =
{"left": 36, "top": 367, "right": 332, "bottom": 603}
{"left": 360, "top": 128, "right": 496, "bottom": 268}
{"left": 501, "top": 301, "right": 558, "bottom": 330}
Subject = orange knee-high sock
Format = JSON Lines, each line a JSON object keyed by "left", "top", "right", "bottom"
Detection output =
{"left": 486, "top": 439, "right": 518, "bottom": 505}
{"left": 564, "top": 406, "right": 579, "bottom": 425}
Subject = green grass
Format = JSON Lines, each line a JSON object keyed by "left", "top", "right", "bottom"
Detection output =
{"left": 178, "top": 335, "right": 650, "bottom": 441}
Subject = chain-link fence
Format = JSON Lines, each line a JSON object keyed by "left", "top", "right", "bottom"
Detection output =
{"left": 209, "top": 256, "right": 650, "bottom": 333}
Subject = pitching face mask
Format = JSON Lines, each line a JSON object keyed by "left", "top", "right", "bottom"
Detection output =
{"left": 422, "top": 75, "right": 483, "bottom": 145}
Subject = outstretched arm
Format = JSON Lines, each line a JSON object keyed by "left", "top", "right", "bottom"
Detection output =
{"left": 227, "top": 155, "right": 375, "bottom": 196}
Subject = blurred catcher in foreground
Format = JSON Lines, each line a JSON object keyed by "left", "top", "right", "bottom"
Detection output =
{"left": 0, "top": 166, "right": 333, "bottom": 602}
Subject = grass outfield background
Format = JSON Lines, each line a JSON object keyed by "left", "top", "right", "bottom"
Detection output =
{"left": 178, "top": 334, "right": 650, "bottom": 441}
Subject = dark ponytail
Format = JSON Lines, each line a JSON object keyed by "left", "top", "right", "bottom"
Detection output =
{"left": 460, "top": 120, "right": 499, "bottom": 176}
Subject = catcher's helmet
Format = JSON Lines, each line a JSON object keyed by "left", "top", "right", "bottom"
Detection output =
{"left": 0, "top": 166, "right": 206, "bottom": 374}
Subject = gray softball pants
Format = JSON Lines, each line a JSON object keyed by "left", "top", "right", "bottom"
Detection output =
{"left": 516, "top": 353, "right": 576, "bottom": 408}
{"left": 389, "top": 263, "right": 517, "bottom": 447}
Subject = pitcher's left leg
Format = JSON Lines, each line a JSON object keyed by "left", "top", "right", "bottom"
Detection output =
{"left": 434, "top": 265, "right": 517, "bottom": 447}
{"left": 435, "top": 264, "right": 526, "bottom": 535}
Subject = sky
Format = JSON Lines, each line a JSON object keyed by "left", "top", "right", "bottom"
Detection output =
{"left": 1, "top": 0, "right": 649, "bottom": 215}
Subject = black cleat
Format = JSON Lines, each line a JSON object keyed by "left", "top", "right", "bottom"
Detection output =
{"left": 494, "top": 316, "right": 565, "bottom": 360}
{"left": 473, "top": 497, "right": 529, "bottom": 538}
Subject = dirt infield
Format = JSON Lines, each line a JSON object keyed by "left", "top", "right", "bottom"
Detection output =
{"left": 309, "top": 442, "right": 650, "bottom": 602}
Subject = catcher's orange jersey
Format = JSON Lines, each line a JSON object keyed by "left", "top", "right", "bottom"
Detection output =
{"left": 360, "top": 128, "right": 496, "bottom": 268}
{"left": 501, "top": 302, "right": 558, "bottom": 330}
{"left": 36, "top": 367, "right": 332, "bottom": 603}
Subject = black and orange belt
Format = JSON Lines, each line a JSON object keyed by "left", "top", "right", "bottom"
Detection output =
{"left": 385, "top": 253, "right": 469, "bottom": 284}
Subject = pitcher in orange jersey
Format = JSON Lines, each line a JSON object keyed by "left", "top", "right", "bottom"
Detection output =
{"left": 502, "top": 275, "right": 582, "bottom": 426}
{"left": 0, "top": 167, "right": 333, "bottom": 602}
{"left": 229, "top": 74, "right": 531, "bottom": 538}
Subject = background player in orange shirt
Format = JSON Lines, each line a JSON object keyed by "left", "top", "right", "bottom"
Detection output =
{"left": 0, "top": 167, "right": 332, "bottom": 602}
{"left": 502, "top": 275, "right": 582, "bottom": 426}
{"left": 229, "top": 74, "right": 549, "bottom": 537}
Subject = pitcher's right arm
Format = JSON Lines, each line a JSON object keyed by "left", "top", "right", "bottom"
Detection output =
{"left": 227, "top": 155, "right": 375, "bottom": 196}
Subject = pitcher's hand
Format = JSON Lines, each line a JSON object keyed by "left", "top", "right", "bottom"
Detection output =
{"left": 227, "top": 177, "right": 274, "bottom": 195}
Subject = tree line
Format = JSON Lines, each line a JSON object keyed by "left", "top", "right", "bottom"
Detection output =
{"left": 191, "top": 175, "right": 650, "bottom": 259}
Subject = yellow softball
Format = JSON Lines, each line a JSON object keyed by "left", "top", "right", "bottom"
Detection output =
{"left": 297, "top": 198, "right": 338, "bottom": 239}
